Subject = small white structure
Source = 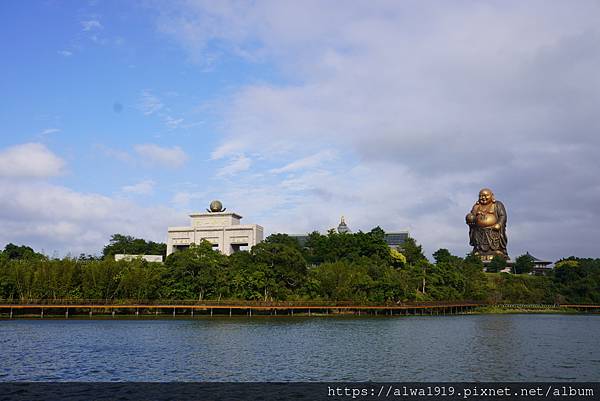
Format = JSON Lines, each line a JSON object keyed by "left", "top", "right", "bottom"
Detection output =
{"left": 167, "top": 201, "right": 263, "bottom": 256}
{"left": 115, "top": 254, "right": 163, "bottom": 263}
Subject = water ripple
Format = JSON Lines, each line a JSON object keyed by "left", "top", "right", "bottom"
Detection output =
{"left": 0, "top": 315, "right": 598, "bottom": 381}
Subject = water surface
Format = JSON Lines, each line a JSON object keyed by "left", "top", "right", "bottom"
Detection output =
{"left": 1, "top": 314, "right": 598, "bottom": 381}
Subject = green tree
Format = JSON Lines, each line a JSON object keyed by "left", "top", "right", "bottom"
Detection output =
{"left": 428, "top": 251, "right": 466, "bottom": 300}
{"left": 303, "top": 231, "right": 328, "bottom": 265}
{"left": 251, "top": 242, "right": 308, "bottom": 298}
{"left": 400, "top": 237, "right": 428, "bottom": 265}
{"left": 461, "top": 255, "right": 488, "bottom": 300}
{"left": 229, "top": 251, "right": 274, "bottom": 300}
{"left": 80, "top": 259, "right": 125, "bottom": 301}
{"left": 354, "top": 227, "right": 393, "bottom": 262}
{"left": 264, "top": 233, "right": 302, "bottom": 250}
{"left": 487, "top": 256, "right": 507, "bottom": 273}
{"left": 117, "top": 259, "right": 166, "bottom": 301}
{"left": 411, "top": 259, "right": 433, "bottom": 298}
{"left": 10, "top": 259, "right": 37, "bottom": 300}
{"left": 309, "top": 261, "right": 373, "bottom": 302}
{"left": 464, "top": 252, "right": 484, "bottom": 269}
{"left": 2, "top": 243, "right": 46, "bottom": 260}
{"left": 302, "top": 227, "right": 393, "bottom": 266}
{"left": 322, "top": 229, "right": 358, "bottom": 262}
{"left": 514, "top": 253, "right": 535, "bottom": 274}
{"left": 426, "top": 262, "right": 463, "bottom": 300}
{"left": 389, "top": 248, "right": 407, "bottom": 268}
{"left": 488, "top": 274, "right": 555, "bottom": 304}
{"left": 163, "top": 241, "right": 228, "bottom": 300}
{"left": 432, "top": 248, "right": 462, "bottom": 265}
{"left": 553, "top": 258, "right": 600, "bottom": 303}
{"left": 102, "top": 234, "right": 167, "bottom": 258}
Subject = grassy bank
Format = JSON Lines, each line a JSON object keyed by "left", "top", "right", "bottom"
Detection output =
{"left": 474, "top": 305, "right": 583, "bottom": 314}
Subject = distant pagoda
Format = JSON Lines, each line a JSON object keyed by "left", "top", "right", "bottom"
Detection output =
{"left": 337, "top": 216, "right": 351, "bottom": 234}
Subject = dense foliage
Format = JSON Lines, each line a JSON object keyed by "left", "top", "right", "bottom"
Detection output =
{"left": 102, "top": 234, "right": 166, "bottom": 258}
{"left": 553, "top": 257, "right": 600, "bottom": 304}
{"left": 513, "top": 253, "right": 535, "bottom": 274}
{"left": 0, "top": 235, "right": 598, "bottom": 304}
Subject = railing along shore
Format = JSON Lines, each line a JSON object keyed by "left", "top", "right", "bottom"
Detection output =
{"left": 0, "top": 298, "right": 484, "bottom": 307}
{"left": 0, "top": 299, "right": 598, "bottom": 319}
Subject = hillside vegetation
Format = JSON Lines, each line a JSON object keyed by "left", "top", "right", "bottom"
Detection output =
{"left": 0, "top": 231, "right": 598, "bottom": 304}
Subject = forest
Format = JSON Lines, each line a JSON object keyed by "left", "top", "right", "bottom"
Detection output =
{"left": 0, "top": 230, "right": 598, "bottom": 305}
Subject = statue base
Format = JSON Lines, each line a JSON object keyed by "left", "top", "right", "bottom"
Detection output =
{"left": 476, "top": 253, "right": 509, "bottom": 262}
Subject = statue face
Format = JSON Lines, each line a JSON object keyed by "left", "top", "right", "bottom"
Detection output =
{"left": 478, "top": 189, "right": 493, "bottom": 205}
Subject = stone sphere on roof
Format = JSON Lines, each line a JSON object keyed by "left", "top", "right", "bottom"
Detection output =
{"left": 209, "top": 200, "right": 224, "bottom": 212}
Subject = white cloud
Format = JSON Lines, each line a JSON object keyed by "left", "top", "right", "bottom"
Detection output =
{"left": 0, "top": 180, "right": 183, "bottom": 256}
{"left": 94, "top": 144, "right": 134, "bottom": 163}
{"left": 134, "top": 143, "right": 188, "bottom": 168}
{"left": 270, "top": 150, "right": 336, "bottom": 174}
{"left": 171, "top": 191, "right": 192, "bottom": 206}
{"left": 171, "top": 191, "right": 207, "bottom": 208}
{"left": 38, "top": 128, "right": 61, "bottom": 138}
{"left": 57, "top": 50, "right": 72, "bottom": 57}
{"left": 122, "top": 180, "right": 156, "bottom": 195}
{"left": 81, "top": 20, "right": 103, "bottom": 31}
{"left": 89, "top": 34, "right": 108, "bottom": 45}
{"left": 0, "top": 143, "right": 183, "bottom": 255}
{"left": 0, "top": 143, "right": 65, "bottom": 178}
{"left": 210, "top": 140, "right": 246, "bottom": 160}
{"left": 216, "top": 154, "right": 251, "bottom": 176}
{"left": 152, "top": 1, "right": 600, "bottom": 260}
{"left": 138, "top": 90, "right": 164, "bottom": 116}
{"left": 164, "top": 115, "right": 184, "bottom": 129}
{"left": 136, "top": 92, "right": 193, "bottom": 130}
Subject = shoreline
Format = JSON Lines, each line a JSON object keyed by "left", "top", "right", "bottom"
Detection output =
{"left": 1, "top": 306, "right": 597, "bottom": 320}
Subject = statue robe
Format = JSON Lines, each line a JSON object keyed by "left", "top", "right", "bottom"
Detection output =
{"left": 469, "top": 201, "right": 507, "bottom": 257}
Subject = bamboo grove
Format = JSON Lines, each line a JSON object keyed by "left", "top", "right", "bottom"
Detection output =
{"left": 0, "top": 229, "right": 598, "bottom": 304}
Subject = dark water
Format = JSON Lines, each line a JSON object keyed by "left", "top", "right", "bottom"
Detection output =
{"left": 1, "top": 314, "right": 598, "bottom": 381}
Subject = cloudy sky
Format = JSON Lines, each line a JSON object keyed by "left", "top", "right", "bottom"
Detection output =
{"left": 1, "top": 1, "right": 599, "bottom": 260}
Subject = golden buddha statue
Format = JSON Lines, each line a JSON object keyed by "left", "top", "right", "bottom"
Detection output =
{"left": 466, "top": 188, "right": 508, "bottom": 260}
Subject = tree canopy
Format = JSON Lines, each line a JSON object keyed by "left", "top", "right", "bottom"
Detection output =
{"left": 1, "top": 243, "right": 46, "bottom": 261}
{"left": 486, "top": 255, "right": 507, "bottom": 273}
{"left": 514, "top": 253, "right": 535, "bottom": 274}
{"left": 0, "top": 234, "right": 597, "bottom": 306}
{"left": 102, "top": 234, "right": 167, "bottom": 258}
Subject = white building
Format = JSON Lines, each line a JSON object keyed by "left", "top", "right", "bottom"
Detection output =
{"left": 115, "top": 254, "right": 163, "bottom": 263}
{"left": 167, "top": 201, "right": 263, "bottom": 256}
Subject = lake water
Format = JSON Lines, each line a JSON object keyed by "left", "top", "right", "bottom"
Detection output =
{"left": 1, "top": 314, "right": 598, "bottom": 381}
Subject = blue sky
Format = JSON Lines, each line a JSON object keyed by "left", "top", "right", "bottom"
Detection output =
{"left": 1, "top": 1, "right": 600, "bottom": 260}
{"left": 1, "top": 1, "right": 265, "bottom": 198}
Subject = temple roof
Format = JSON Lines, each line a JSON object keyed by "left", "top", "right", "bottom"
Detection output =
{"left": 525, "top": 252, "right": 551, "bottom": 264}
{"left": 337, "top": 216, "right": 351, "bottom": 234}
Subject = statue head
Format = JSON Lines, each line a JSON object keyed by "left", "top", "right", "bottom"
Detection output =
{"left": 478, "top": 188, "right": 495, "bottom": 205}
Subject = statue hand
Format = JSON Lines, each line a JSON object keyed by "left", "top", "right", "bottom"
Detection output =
{"left": 465, "top": 213, "right": 475, "bottom": 225}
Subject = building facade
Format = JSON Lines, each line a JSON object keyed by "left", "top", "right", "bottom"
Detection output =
{"left": 527, "top": 252, "right": 553, "bottom": 275}
{"left": 167, "top": 202, "right": 263, "bottom": 256}
{"left": 115, "top": 254, "right": 163, "bottom": 263}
